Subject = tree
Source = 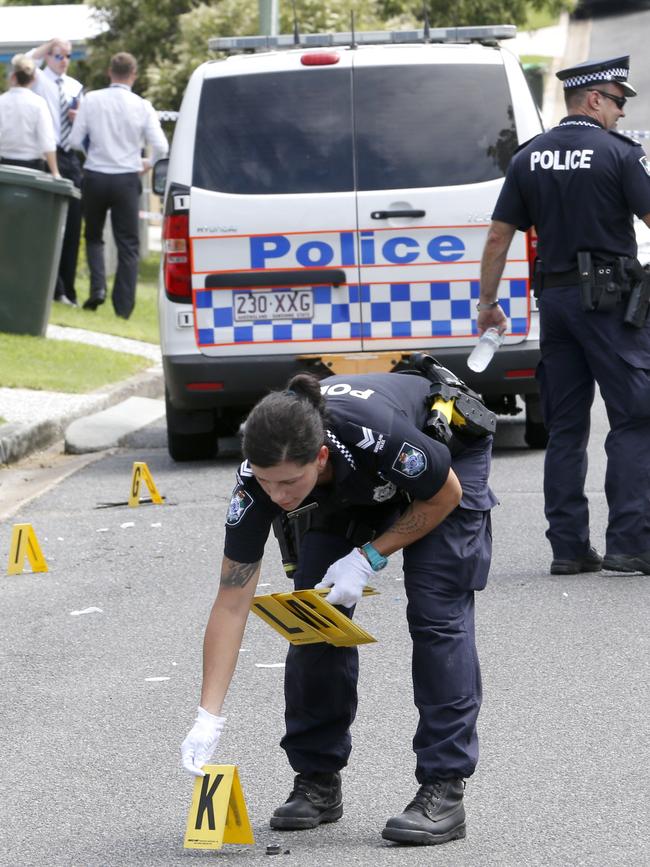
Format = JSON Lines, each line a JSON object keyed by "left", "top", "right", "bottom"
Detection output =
{"left": 145, "top": 1, "right": 259, "bottom": 111}
{"left": 78, "top": 0, "right": 199, "bottom": 94}
{"left": 378, "top": 0, "right": 570, "bottom": 27}
{"left": 82, "top": 0, "right": 571, "bottom": 111}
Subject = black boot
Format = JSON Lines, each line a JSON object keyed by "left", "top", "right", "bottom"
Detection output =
{"left": 270, "top": 772, "right": 343, "bottom": 830}
{"left": 82, "top": 290, "right": 106, "bottom": 311}
{"left": 381, "top": 778, "right": 466, "bottom": 845}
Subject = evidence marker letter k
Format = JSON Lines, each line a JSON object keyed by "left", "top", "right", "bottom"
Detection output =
{"left": 196, "top": 773, "right": 224, "bottom": 831}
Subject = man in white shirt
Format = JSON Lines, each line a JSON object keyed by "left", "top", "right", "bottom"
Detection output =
{"left": 0, "top": 54, "right": 59, "bottom": 175}
{"left": 28, "top": 38, "right": 84, "bottom": 306}
{"left": 70, "top": 52, "right": 169, "bottom": 319}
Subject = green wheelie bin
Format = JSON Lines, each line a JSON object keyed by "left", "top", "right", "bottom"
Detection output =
{"left": 0, "top": 165, "right": 80, "bottom": 336}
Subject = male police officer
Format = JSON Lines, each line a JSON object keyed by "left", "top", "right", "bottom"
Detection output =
{"left": 478, "top": 56, "right": 650, "bottom": 576}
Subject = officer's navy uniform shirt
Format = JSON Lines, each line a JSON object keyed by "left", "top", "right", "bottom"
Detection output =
{"left": 224, "top": 373, "right": 496, "bottom": 564}
{"left": 493, "top": 116, "right": 650, "bottom": 272}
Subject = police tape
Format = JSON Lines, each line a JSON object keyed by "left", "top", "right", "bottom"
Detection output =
{"left": 156, "top": 110, "right": 178, "bottom": 122}
{"left": 138, "top": 210, "right": 163, "bottom": 222}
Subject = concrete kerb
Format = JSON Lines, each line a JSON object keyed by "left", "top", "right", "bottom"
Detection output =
{"left": 0, "top": 365, "right": 163, "bottom": 466}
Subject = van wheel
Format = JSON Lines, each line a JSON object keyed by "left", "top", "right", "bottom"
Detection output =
{"left": 524, "top": 394, "right": 548, "bottom": 449}
{"left": 215, "top": 410, "right": 243, "bottom": 438}
{"left": 165, "top": 391, "right": 218, "bottom": 462}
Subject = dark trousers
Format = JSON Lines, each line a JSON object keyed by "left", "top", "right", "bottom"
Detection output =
{"left": 81, "top": 169, "right": 141, "bottom": 319}
{"left": 281, "top": 443, "right": 493, "bottom": 782}
{"left": 537, "top": 285, "right": 650, "bottom": 557}
{"left": 54, "top": 148, "right": 82, "bottom": 302}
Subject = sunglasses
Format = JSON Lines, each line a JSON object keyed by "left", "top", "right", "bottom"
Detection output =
{"left": 588, "top": 89, "right": 626, "bottom": 109}
{"left": 52, "top": 53, "right": 72, "bottom": 61}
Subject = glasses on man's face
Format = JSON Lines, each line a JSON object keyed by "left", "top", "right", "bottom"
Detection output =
{"left": 588, "top": 89, "right": 626, "bottom": 110}
{"left": 52, "top": 53, "right": 71, "bottom": 61}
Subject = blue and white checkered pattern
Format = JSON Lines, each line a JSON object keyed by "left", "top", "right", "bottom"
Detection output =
{"left": 194, "top": 280, "right": 529, "bottom": 347}
{"left": 561, "top": 68, "right": 628, "bottom": 89}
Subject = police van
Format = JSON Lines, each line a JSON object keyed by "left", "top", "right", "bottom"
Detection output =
{"left": 155, "top": 25, "right": 544, "bottom": 460}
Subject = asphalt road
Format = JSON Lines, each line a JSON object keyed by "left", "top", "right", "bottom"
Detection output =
{"left": 2, "top": 11, "right": 650, "bottom": 866}
{"left": 1, "top": 386, "right": 648, "bottom": 867}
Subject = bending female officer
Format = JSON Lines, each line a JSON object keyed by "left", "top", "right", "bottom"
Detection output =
{"left": 181, "top": 370, "right": 497, "bottom": 847}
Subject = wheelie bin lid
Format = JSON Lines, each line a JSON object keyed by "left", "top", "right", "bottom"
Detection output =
{"left": 0, "top": 164, "right": 80, "bottom": 198}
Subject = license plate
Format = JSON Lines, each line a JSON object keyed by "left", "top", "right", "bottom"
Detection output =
{"left": 233, "top": 289, "right": 314, "bottom": 322}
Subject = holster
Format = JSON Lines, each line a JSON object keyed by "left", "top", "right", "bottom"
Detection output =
{"left": 622, "top": 258, "right": 650, "bottom": 328}
{"left": 576, "top": 251, "right": 635, "bottom": 314}
{"left": 400, "top": 354, "right": 496, "bottom": 454}
{"left": 272, "top": 501, "right": 380, "bottom": 579}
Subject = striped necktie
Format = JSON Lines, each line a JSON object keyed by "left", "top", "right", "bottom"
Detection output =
{"left": 57, "top": 77, "right": 71, "bottom": 152}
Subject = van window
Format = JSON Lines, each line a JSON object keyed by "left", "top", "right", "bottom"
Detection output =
{"left": 192, "top": 62, "right": 517, "bottom": 195}
{"left": 193, "top": 69, "right": 354, "bottom": 195}
{"left": 353, "top": 64, "right": 517, "bottom": 190}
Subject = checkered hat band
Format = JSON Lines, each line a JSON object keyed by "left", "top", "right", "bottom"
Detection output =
{"left": 562, "top": 69, "right": 628, "bottom": 88}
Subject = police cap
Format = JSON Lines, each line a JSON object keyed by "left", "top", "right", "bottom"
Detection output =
{"left": 556, "top": 56, "right": 637, "bottom": 97}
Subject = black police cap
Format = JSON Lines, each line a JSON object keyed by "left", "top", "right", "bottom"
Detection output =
{"left": 556, "top": 56, "right": 637, "bottom": 97}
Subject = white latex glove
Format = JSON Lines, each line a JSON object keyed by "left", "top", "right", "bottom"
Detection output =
{"left": 181, "top": 706, "right": 226, "bottom": 776}
{"left": 314, "top": 547, "right": 374, "bottom": 607}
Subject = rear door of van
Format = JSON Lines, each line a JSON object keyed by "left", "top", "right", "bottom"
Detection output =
{"left": 190, "top": 53, "right": 364, "bottom": 358}
{"left": 352, "top": 46, "right": 530, "bottom": 353}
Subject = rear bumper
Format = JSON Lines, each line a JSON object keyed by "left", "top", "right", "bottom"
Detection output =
{"left": 164, "top": 339, "right": 541, "bottom": 412}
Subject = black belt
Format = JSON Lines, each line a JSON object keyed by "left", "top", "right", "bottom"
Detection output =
{"left": 541, "top": 269, "right": 580, "bottom": 289}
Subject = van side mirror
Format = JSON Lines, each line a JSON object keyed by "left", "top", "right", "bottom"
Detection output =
{"left": 152, "top": 158, "right": 169, "bottom": 196}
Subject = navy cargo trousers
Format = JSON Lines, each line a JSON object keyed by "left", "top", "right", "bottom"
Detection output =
{"left": 280, "top": 438, "right": 494, "bottom": 782}
{"left": 537, "top": 285, "right": 650, "bottom": 558}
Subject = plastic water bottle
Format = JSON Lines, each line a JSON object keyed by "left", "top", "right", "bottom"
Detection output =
{"left": 467, "top": 327, "right": 504, "bottom": 373}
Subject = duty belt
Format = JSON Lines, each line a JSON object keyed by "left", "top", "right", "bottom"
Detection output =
{"left": 539, "top": 268, "right": 580, "bottom": 289}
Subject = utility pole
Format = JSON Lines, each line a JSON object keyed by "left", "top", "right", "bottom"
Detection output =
{"left": 258, "top": 0, "right": 279, "bottom": 36}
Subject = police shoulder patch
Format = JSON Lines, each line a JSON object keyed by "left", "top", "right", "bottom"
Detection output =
{"left": 639, "top": 155, "right": 650, "bottom": 176}
{"left": 392, "top": 442, "right": 427, "bottom": 477}
{"left": 226, "top": 485, "right": 254, "bottom": 526}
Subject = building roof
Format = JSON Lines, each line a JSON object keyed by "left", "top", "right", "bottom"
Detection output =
{"left": 0, "top": 4, "right": 107, "bottom": 62}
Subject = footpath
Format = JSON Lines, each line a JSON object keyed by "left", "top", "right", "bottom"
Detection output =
{"left": 0, "top": 324, "right": 164, "bottom": 465}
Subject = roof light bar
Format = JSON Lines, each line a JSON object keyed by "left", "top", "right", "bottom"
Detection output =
{"left": 209, "top": 25, "right": 516, "bottom": 53}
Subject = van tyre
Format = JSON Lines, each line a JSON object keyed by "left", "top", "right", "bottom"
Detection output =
{"left": 524, "top": 394, "right": 548, "bottom": 449}
{"left": 165, "top": 390, "right": 218, "bottom": 462}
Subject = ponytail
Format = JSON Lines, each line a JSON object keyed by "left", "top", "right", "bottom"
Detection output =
{"left": 242, "top": 374, "right": 327, "bottom": 467}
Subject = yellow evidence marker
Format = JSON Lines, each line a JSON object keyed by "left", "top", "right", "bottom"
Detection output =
{"left": 251, "top": 587, "right": 378, "bottom": 646}
{"left": 7, "top": 523, "right": 48, "bottom": 575}
{"left": 184, "top": 764, "right": 254, "bottom": 850}
{"left": 128, "top": 461, "right": 164, "bottom": 507}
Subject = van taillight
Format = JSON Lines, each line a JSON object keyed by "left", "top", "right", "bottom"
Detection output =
{"left": 163, "top": 213, "right": 191, "bottom": 302}
{"left": 526, "top": 227, "right": 538, "bottom": 285}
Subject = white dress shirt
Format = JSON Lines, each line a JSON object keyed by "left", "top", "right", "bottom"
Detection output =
{"left": 27, "top": 53, "right": 83, "bottom": 146}
{"left": 69, "top": 83, "right": 169, "bottom": 174}
{"left": 0, "top": 87, "right": 56, "bottom": 160}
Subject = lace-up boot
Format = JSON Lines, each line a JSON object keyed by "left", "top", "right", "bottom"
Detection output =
{"left": 381, "top": 778, "right": 466, "bottom": 845}
{"left": 270, "top": 771, "right": 343, "bottom": 830}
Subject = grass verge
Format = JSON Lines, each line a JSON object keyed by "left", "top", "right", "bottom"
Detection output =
{"left": 522, "top": 6, "right": 562, "bottom": 31}
{"left": 0, "top": 335, "right": 151, "bottom": 393}
{"left": 48, "top": 253, "right": 161, "bottom": 344}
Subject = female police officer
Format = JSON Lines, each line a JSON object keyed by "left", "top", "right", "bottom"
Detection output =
{"left": 181, "top": 369, "right": 497, "bottom": 846}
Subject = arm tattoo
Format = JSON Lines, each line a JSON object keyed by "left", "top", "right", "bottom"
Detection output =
{"left": 220, "top": 559, "right": 260, "bottom": 588}
{"left": 391, "top": 510, "right": 428, "bottom": 536}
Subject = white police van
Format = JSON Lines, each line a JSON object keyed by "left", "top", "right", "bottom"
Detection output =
{"left": 155, "top": 25, "right": 544, "bottom": 460}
